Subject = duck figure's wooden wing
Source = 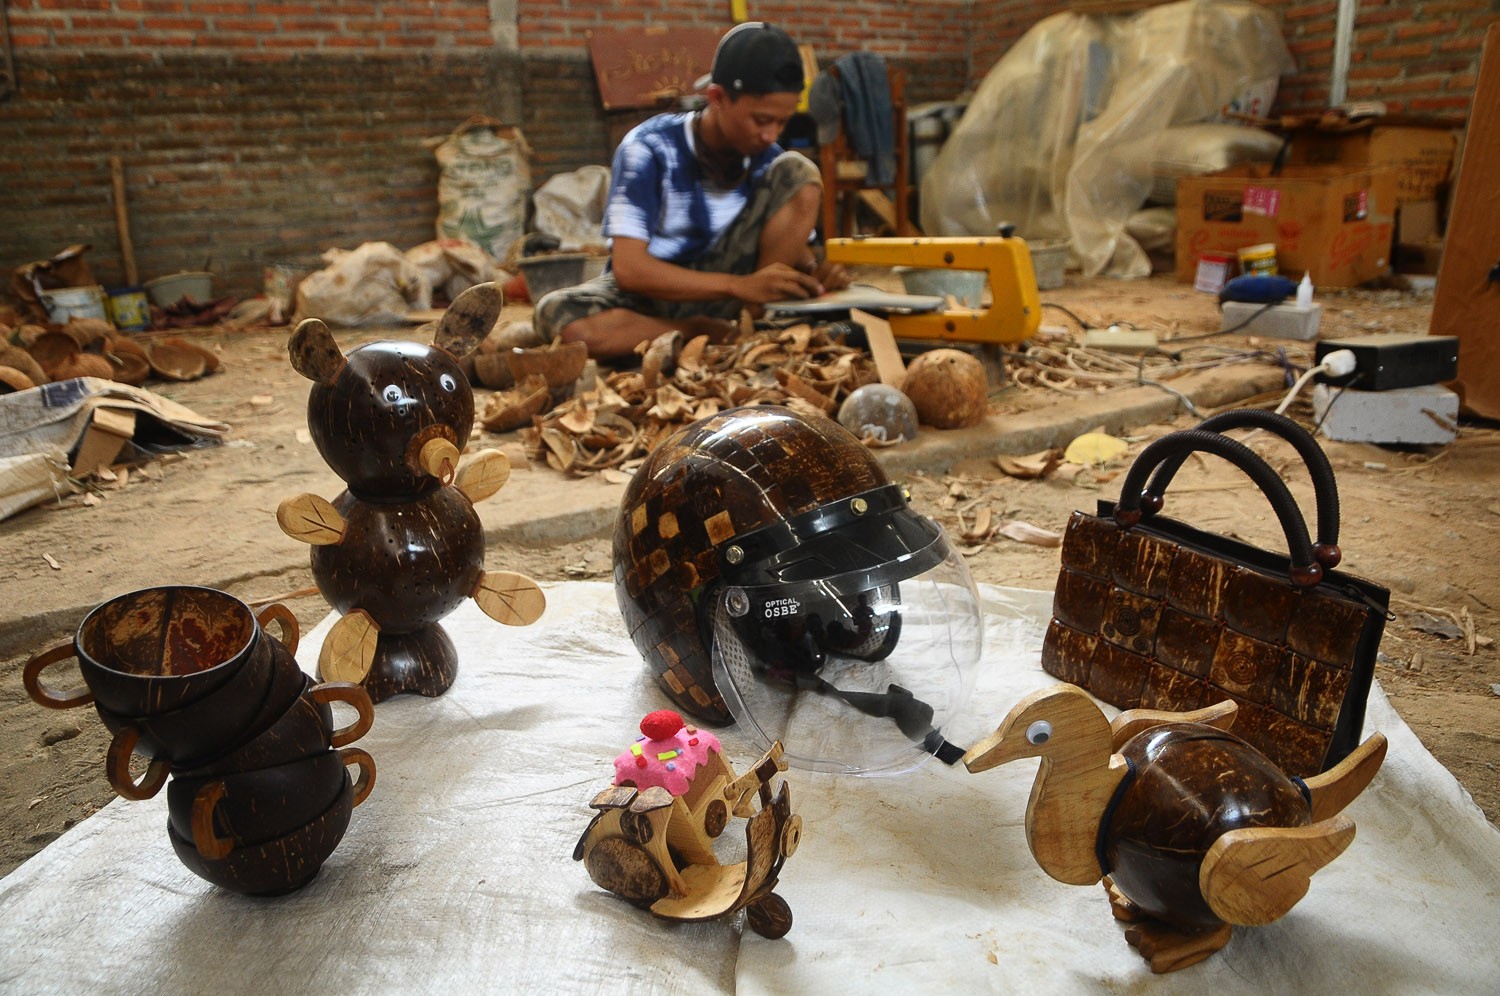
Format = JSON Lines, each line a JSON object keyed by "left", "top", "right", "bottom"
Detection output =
{"left": 1200, "top": 815, "right": 1356, "bottom": 926}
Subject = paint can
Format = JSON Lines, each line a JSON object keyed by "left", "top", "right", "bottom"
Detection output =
{"left": 39, "top": 284, "right": 109, "bottom": 324}
{"left": 106, "top": 286, "right": 151, "bottom": 331}
{"left": 1237, "top": 242, "right": 1278, "bottom": 277}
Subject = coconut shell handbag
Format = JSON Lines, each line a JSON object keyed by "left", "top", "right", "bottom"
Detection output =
{"left": 1041, "top": 410, "right": 1390, "bottom": 779}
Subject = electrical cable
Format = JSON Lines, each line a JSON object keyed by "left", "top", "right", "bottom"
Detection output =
{"left": 1165, "top": 301, "right": 1278, "bottom": 343}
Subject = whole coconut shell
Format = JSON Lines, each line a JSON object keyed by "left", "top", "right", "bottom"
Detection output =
{"left": 837, "top": 383, "right": 919, "bottom": 443}
{"left": 901, "top": 348, "right": 989, "bottom": 429}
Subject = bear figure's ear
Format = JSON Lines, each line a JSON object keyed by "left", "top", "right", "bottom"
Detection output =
{"left": 432, "top": 281, "right": 504, "bottom": 360}
{"left": 288, "top": 318, "right": 346, "bottom": 382}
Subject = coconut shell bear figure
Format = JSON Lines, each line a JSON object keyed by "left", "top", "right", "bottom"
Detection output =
{"left": 278, "top": 283, "right": 545, "bottom": 703}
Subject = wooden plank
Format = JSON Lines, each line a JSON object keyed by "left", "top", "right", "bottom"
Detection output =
{"left": 586, "top": 27, "right": 720, "bottom": 111}
{"left": 851, "top": 308, "right": 906, "bottom": 389}
{"left": 856, "top": 189, "right": 897, "bottom": 233}
{"left": 1430, "top": 23, "right": 1500, "bottom": 418}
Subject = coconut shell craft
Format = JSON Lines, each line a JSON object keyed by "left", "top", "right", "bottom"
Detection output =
{"left": 575, "top": 710, "right": 801, "bottom": 939}
{"left": 963, "top": 685, "right": 1388, "bottom": 973}
{"left": 277, "top": 281, "right": 546, "bottom": 703}
{"left": 510, "top": 324, "right": 879, "bottom": 477}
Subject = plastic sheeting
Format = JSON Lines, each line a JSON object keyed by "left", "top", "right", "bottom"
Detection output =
{"left": 2, "top": 582, "right": 1498, "bottom": 992}
{"left": 921, "top": 0, "right": 1294, "bottom": 279}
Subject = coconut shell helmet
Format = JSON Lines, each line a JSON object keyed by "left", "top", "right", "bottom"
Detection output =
{"left": 612, "top": 405, "right": 983, "bottom": 775}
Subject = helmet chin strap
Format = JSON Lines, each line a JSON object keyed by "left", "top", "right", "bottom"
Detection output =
{"left": 791, "top": 673, "right": 967, "bottom": 765}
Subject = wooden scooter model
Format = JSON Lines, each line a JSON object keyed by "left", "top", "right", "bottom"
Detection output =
{"left": 575, "top": 738, "right": 802, "bottom": 939}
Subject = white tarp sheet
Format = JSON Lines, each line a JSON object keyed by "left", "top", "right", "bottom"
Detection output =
{"left": 1, "top": 582, "right": 1497, "bottom": 992}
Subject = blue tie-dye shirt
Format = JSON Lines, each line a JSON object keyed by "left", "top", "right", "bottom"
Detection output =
{"left": 603, "top": 112, "right": 783, "bottom": 265}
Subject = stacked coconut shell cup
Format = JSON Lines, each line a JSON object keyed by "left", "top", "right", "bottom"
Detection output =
{"left": 22, "top": 585, "right": 376, "bottom": 896}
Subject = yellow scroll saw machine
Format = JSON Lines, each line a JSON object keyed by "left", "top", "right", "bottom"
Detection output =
{"left": 820, "top": 228, "right": 1042, "bottom": 345}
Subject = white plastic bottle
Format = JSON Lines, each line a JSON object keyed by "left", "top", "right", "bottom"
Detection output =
{"left": 1296, "top": 272, "right": 1314, "bottom": 309}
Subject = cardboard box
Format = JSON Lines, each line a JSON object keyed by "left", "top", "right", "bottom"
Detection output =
{"left": 1175, "top": 164, "right": 1397, "bottom": 288}
{"left": 1396, "top": 198, "right": 1441, "bottom": 244}
{"left": 1287, "top": 124, "right": 1457, "bottom": 202}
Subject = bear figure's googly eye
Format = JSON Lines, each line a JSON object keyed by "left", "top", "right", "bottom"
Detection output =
{"left": 439, "top": 374, "right": 456, "bottom": 392}
{"left": 382, "top": 385, "right": 402, "bottom": 404}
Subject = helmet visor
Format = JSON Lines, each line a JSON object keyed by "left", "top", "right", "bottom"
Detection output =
{"left": 710, "top": 536, "right": 982, "bottom": 775}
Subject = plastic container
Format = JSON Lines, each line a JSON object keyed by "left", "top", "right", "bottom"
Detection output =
{"left": 1237, "top": 242, "right": 1278, "bottom": 277}
{"left": 894, "top": 266, "right": 986, "bottom": 307}
{"left": 1029, "top": 239, "right": 1071, "bottom": 291}
{"left": 517, "top": 253, "right": 589, "bottom": 300}
{"left": 39, "top": 284, "right": 109, "bottom": 324}
{"left": 145, "top": 271, "right": 214, "bottom": 308}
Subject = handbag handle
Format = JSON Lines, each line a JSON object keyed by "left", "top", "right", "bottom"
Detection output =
{"left": 1116, "top": 428, "right": 1324, "bottom": 587}
{"left": 1140, "top": 409, "right": 1343, "bottom": 569}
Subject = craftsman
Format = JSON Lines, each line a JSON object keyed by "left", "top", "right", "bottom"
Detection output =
{"left": 533, "top": 22, "right": 849, "bottom": 360}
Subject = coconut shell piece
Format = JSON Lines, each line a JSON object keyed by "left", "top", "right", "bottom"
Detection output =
{"left": 901, "top": 348, "right": 989, "bottom": 429}
{"left": 0, "top": 343, "right": 47, "bottom": 386}
{"left": 0, "top": 365, "right": 36, "bottom": 393}
{"left": 49, "top": 352, "right": 116, "bottom": 382}
{"left": 62, "top": 317, "right": 112, "bottom": 348}
{"left": 147, "top": 341, "right": 209, "bottom": 381}
{"left": 473, "top": 353, "right": 515, "bottom": 389}
{"left": 161, "top": 336, "right": 221, "bottom": 373}
{"left": 28, "top": 331, "right": 80, "bottom": 378}
{"left": 480, "top": 374, "right": 550, "bottom": 433}
{"left": 507, "top": 341, "right": 588, "bottom": 404}
{"left": 101, "top": 334, "right": 151, "bottom": 386}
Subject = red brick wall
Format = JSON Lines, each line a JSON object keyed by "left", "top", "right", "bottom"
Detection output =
{"left": 0, "top": 0, "right": 1487, "bottom": 300}
{"left": 1279, "top": 0, "right": 1488, "bottom": 115}
{"left": 969, "top": 0, "right": 1491, "bottom": 118}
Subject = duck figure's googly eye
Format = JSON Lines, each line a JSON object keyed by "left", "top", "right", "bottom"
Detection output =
{"left": 439, "top": 374, "right": 456, "bottom": 392}
{"left": 1025, "top": 720, "right": 1052, "bottom": 746}
{"left": 381, "top": 385, "right": 402, "bottom": 404}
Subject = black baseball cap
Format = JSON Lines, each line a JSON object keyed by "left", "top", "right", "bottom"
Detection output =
{"left": 704, "top": 22, "right": 804, "bottom": 95}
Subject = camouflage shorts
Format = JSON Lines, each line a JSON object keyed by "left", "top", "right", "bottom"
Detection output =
{"left": 533, "top": 151, "right": 820, "bottom": 341}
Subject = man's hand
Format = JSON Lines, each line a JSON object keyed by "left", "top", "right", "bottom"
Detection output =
{"left": 813, "top": 257, "right": 851, "bottom": 292}
{"left": 732, "top": 263, "right": 823, "bottom": 304}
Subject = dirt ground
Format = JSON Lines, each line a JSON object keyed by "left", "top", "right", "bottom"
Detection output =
{"left": 2, "top": 270, "right": 1496, "bottom": 879}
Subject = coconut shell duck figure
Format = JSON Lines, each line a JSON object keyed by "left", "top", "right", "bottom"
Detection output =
{"left": 963, "top": 685, "right": 1388, "bottom": 973}
{"left": 575, "top": 710, "right": 802, "bottom": 939}
{"left": 277, "top": 283, "right": 545, "bottom": 703}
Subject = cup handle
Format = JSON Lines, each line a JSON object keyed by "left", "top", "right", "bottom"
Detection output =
{"left": 105, "top": 726, "right": 170, "bottom": 801}
{"left": 22, "top": 642, "right": 93, "bottom": 710}
{"left": 256, "top": 603, "right": 300, "bottom": 655}
{"left": 310, "top": 681, "right": 375, "bottom": 748}
{"left": 190, "top": 781, "right": 235, "bottom": 860}
{"left": 338, "top": 746, "right": 376, "bottom": 807}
